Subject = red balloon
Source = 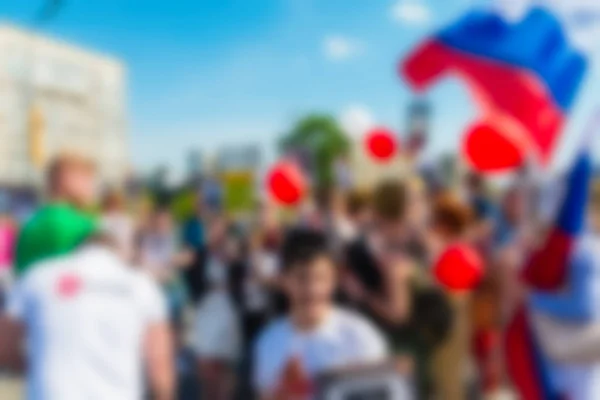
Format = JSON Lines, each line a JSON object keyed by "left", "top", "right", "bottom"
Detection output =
{"left": 462, "top": 122, "right": 525, "bottom": 173}
{"left": 364, "top": 127, "right": 398, "bottom": 162}
{"left": 434, "top": 243, "right": 484, "bottom": 291}
{"left": 266, "top": 160, "right": 306, "bottom": 206}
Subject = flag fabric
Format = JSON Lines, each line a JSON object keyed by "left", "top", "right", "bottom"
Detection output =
{"left": 401, "top": 4, "right": 589, "bottom": 170}
{"left": 505, "top": 307, "right": 556, "bottom": 400}
{"left": 505, "top": 148, "right": 593, "bottom": 400}
{"left": 522, "top": 150, "right": 592, "bottom": 290}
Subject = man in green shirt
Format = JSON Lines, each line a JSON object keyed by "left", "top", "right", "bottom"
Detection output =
{"left": 15, "top": 153, "right": 98, "bottom": 277}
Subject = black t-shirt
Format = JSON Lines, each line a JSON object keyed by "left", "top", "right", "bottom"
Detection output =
{"left": 182, "top": 246, "right": 208, "bottom": 303}
{"left": 344, "top": 238, "right": 384, "bottom": 296}
{"left": 227, "top": 259, "right": 247, "bottom": 310}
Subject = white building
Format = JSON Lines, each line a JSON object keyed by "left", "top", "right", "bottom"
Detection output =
{"left": 0, "top": 24, "right": 128, "bottom": 188}
{"left": 349, "top": 142, "right": 409, "bottom": 190}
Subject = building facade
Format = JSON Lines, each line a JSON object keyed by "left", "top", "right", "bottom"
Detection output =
{"left": 349, "top": 142, "right": 409, "bottom": 190}
{"left": 0, "top": 25, "right": 128, "bottom": 189}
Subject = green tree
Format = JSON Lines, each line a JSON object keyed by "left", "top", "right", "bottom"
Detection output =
{"left": 280, "top": 114, "right": 350, "bottom": 188}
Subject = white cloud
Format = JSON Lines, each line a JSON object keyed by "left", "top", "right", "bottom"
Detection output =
{"left": 339, "top": 104, "right": 376, "bottom": 138}
{"left": 322, "top": 35, "right": 364, "bottom": 61}
{"left": 391, "top": 0, "right": 432, "bottom": 25}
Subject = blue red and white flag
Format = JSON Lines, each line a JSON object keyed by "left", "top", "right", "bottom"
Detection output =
{"left": 506, "top": 108, "right": 598, "bottom": 400}
{"left": 505, "top": 146, "right": 593, "bottom": 400}
{"left": 400, "top": 0, "right": 598, "bottom": 172}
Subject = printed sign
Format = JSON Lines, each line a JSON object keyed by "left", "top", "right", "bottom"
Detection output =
{"left": 222, "top": 170, "right": 255, "bottom": 215}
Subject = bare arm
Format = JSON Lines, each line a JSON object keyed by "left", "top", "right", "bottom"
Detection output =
{"left": 144, "top": 322, "right": 175, "bottom": 400}
{"left": 0, "top": 315, "right": 25, "bottom": 372}
{"left": 171, "top": 249, "right": 194, "bottom": 270}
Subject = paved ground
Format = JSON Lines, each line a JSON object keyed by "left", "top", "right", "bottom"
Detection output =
{"left": 0, "top": 376, "right": 22, "bottom": 400}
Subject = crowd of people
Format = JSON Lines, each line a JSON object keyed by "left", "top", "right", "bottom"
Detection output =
{"left": 0, "top": 117, "right": 599, "bottom": 400}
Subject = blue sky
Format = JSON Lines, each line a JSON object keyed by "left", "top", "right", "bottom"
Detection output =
{"left": 1, "top": 0, "right": 599, "bottom": 176}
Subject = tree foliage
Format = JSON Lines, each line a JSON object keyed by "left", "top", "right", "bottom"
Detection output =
{"left": 279, "top": 114, "right": 349, "bottom": 188}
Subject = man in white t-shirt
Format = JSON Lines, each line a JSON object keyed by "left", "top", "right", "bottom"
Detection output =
{"left": 253, "top": 228, "right": 388, "bottom": 400}
{"left": 0, "top": 235, "right": 175, "bottom": 400}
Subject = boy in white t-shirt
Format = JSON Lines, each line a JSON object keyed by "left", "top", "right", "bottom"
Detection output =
{"left": 253, "top": 228, "right": 388, "bottom": 400}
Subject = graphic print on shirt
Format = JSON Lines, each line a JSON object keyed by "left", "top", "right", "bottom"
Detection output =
{"left": 56, "top": 273, "right": 83, "bottom": 299}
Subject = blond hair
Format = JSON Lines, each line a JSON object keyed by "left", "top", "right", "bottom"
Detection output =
{"left": 46, "top": 151, "right": 96, "bottom": 190}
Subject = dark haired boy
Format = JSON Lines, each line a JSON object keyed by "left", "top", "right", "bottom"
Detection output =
{"left": 253, "top": 229, "right": 387, "bottom": 400}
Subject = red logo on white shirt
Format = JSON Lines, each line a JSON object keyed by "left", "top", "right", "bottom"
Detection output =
{"left": 56, "top": 274, "right": 83, "bottom": 298}
{"left": 276, "top": 356, "right": 313, "bottom": 399}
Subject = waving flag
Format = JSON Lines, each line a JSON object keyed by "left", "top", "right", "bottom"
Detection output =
{"left": 506, "top": 109, "right": 598, "bottom": 400}
{"left": 522, "top": 150, "right": 592, "bottom": 290}
{"left": 505, "top": 148, "right": 593, "bottom": 400}
{"left": 400, "top": 2, "right": 592, "bottom": 172}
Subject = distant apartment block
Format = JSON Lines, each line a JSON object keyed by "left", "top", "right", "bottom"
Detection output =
{"left": 0, "top": 24, "right": 128, "bottom": 188}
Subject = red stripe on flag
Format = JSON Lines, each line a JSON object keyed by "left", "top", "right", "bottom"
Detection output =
{"left": 522, "top": 229, "right": 573, "bottom": 291}
{"left": 505, "top": 307, "right": 547, "bottom": 400}
{"left": 401, "top": 40, "right": 564, "bottom": 165}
